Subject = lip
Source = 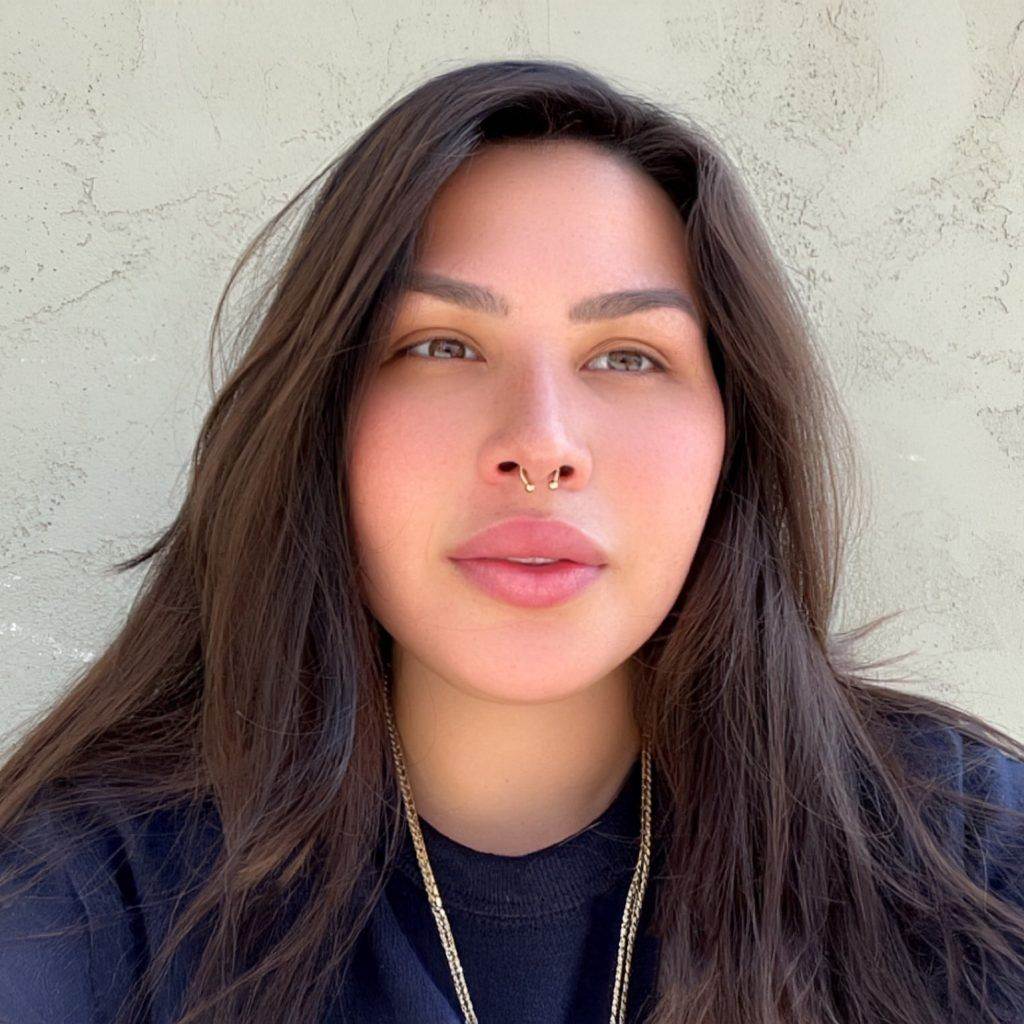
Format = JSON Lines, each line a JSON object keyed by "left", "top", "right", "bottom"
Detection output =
{"left": 450, "top": 557, "right": 604, "bottom": 608}
{"left": 447, "top": 516, "right": 609, "bottom": 566}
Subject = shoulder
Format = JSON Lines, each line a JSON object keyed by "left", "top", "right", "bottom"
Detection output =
{"left": 880, "top": 709, "right": 1024, "bottom": 807}
{"left": 1, "top": 781, "right": 222, "bottom": 904}
{"left": 0, "top": 782, "right": 221, "bottom": 1022}
{"left": 879, "top": 709, "right": 1024, "bottom": 894}
{"left": 951, "top": 724, "right": 1024, "bottom": 897}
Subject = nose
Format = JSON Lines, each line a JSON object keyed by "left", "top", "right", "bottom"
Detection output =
{"left": 482, "top": 357, "right": 592, "bottom": 494}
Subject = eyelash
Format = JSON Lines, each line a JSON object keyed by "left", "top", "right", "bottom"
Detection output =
{"left": 392, "top": 337, "right": 668, "bottom": 374}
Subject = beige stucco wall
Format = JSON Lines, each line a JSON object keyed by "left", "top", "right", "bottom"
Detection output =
{"left": 1, "top": 2, "right": 1021, "bottom": 749}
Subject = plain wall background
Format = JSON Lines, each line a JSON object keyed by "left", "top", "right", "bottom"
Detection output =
{"left": 1, "top": 1, "right": 1022, "bottom": 752}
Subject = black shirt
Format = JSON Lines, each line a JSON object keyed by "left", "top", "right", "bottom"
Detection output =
{"left": 3, "top": 720, "right": 1024, "bottom": 1022}
{"left": 358, "top": 752, "right": 662, "bottom": 1022}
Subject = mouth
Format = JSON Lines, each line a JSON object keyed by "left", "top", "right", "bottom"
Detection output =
{"left": 446, "top": 515, "right": 609, "bottom": 568}
{"left": 449, "top": 556, "right": 604, "bottom": 608}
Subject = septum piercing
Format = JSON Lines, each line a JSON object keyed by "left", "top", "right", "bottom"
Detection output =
{"left": 519, "top": 465, "right": 561, "bottom": 492}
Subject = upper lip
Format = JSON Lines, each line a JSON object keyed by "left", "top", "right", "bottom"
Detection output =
{"left": 448, "top": 516, "right": 609, "bottom": 566}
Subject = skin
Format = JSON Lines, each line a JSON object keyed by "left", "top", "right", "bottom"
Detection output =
{"left": 347, "top": 138, "right": 725, "bottom": 856}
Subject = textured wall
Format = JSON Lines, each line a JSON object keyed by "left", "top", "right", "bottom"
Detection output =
{"left": 1, "top": 2, "right": 1022, "bottom": 747}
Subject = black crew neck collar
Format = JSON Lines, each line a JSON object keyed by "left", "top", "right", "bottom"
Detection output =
{"left": 390, "top": 754, "right": 649, "bottom": 919}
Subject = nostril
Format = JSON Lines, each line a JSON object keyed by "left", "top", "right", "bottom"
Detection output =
{"left": 498, "top": 463, "right": 573, "bottom": 478}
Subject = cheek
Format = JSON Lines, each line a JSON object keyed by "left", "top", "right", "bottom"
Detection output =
{"left": 345, "top": 386, "right": 467, "bottom": 615}
{"left": 607, "top": 393, "right": 725, "bottom": 613}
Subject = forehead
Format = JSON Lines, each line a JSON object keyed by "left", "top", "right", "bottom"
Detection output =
{"left": 413, "top": 140, "right": 694, "bottom": 293}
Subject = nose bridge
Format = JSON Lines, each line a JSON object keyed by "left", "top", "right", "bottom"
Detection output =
{"left": 503, "top": 343, "right": 576, "bottom": 435}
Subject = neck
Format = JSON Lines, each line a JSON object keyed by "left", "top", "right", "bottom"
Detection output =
{"left": 387, "top": 654, "right": 642, "bottom": 857}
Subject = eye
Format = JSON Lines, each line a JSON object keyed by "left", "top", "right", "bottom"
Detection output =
{"left": 395, "top": 337, "right": 484, "bottom": 362}
{"left": 587, "top": 348, "right": 667, "bottom": 374}
{"left": 393, "top": 337, "right": 667, "bottom": 374}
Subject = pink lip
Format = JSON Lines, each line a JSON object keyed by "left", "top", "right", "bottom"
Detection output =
{"left": 447, "top": 516, "right": 609, "bottom": 566}
{"left": 450, "top": 557, "right": 604, "bottom": 608}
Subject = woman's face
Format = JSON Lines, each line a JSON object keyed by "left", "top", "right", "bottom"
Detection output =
{"left": 347, "top": 139, "right": 726, "bottom": 704}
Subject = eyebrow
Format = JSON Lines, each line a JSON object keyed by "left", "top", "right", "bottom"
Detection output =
{"left": 404, "top": 270, "right": 700, "bottom": 326}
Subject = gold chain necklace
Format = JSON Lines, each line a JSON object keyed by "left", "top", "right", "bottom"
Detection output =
{"left": 383, "top": 684, "right": 653, "bottom": 1024}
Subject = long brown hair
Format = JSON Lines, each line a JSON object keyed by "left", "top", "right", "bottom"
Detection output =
{"left": 2, "top": 58, "right": 1023, "bottom": 1024}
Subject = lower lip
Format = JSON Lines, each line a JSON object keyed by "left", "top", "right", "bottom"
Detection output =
{"left": 449, "top": 557, "right": 604, "bottom": 608}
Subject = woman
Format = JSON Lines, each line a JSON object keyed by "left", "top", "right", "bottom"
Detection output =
{"left": 1, "top": 58, "right": 1023, "bottom": 1024}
